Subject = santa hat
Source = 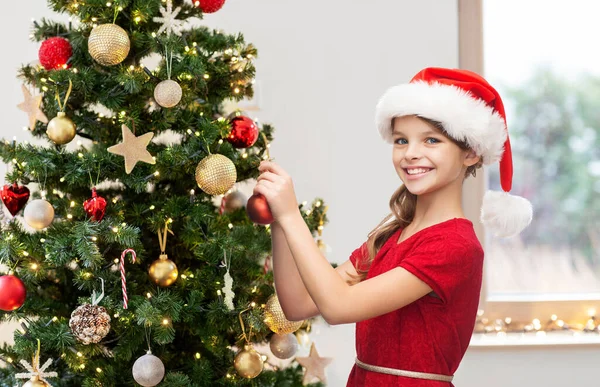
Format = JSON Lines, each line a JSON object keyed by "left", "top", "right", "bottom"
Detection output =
{"left": 375, "top": 67, "right": 532, "bottom": 237}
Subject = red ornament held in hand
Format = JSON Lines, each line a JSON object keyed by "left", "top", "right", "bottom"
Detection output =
{"left": 196, "top": 0, "right": 226, "bottom": 13}
{"left": 1, "top": 183, "right": 30, "bottom": 216}
{"left": 83, "top": 188, "right": 107, "bottom": 221}
{"left": 227, "top": 116, "right": 259, "bottom": 149}
{"left": 247, "top": 194, "right": 274, "bottom": 225}
{"left": 38, "top": 37, "right": 72, "bottom": 70}
{"left": 0, "top": 275, "right": 27, "bottom": 311}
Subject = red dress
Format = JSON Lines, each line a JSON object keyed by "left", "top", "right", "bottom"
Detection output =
{"left": 346, "top": 218, "right": 484, "bottom": 387}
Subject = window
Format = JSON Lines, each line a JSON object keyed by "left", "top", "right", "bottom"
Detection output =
{"left": 460, "top": 0, "right": 600, "bottom": 336}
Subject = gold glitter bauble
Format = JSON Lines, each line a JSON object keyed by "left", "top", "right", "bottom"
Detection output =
{"left": 148, "top": 254, "right": 178, "bottom": 287}
{"left": 22, "top": 376, "right": 49, "bottom": 387}
{"left": 234, "top": 345, "right": 263, "bottom": 379}
{"left": 195, "top": 154, "right": 237, "bottom": 196}
{"left": 69, "top": 304, "right": 111, "bottom": 345}
{"left": 88, "top": 23, "right": 130, "bottom": 66}
{"left": 264, "top": 294, "right": 304, "bottom": 334}
{"left": 46, "top": 112, "right": 76, "bottom": 145}
{"left": 23, "top": 199, "right": 54, "bottom": 230}
{"left": 154, "top": 80, "right": 182, "bottom": 108}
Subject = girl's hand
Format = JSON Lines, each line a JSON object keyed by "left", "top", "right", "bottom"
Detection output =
{"left": 255, "top": 160, "right": 299, "bottom": 224}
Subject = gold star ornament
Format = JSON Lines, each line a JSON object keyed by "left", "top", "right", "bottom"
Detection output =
{"left": 17, "top": 84, "right": 48, "bottom": 130}
{"left": 107, "top": 124, "right": 156, "bottom": 174}
{"left": 295, "top": 342, "right": 333, "bottom": 385}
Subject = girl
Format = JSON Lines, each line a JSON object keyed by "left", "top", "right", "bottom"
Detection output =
{"left": 254, "top": 67, "right": 532, "bottom": 386}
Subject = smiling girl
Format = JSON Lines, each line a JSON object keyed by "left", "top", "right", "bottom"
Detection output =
{"left": 254, "top": 67, "right": 533, "bottom": 386}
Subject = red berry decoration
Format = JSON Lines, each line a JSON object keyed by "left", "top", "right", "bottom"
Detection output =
{"left": 0, "top": 275, "right": 27, "bottom": 311}
{"left": 39, "top": 37, "right": 72, "bottom": 70}
{"left": 196, "top": 0, "right": 226, "bottom": 13}
{"left": 227, "top": 116, "right": 259, "bottom": 148}
{"left": 0, "top": 183, "right": 30, "bottom": 216}
{"left": 83, "top": 188, "right": 107, "bottom": 221}
{"left": 246, "top": 194, "right": 274, "bottom": 225}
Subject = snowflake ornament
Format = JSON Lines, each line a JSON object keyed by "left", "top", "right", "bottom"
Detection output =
{"left": 153, "top": 0, "right": 184, "bottom": 36}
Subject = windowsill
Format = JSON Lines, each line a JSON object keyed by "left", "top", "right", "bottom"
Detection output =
{"left": 469, "top": 332, "right": 600, "bottom": 348}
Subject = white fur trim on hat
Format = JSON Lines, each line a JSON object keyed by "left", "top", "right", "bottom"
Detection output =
{"left": 481, "top": 190, "right": 533, "bottom": 238}
{"left": 375, "top": 81, "right": 507, "bottom": 165}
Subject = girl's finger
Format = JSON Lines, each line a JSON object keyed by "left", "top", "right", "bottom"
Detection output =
{"left": 259, "top": 161, "right": 288, "bottom": 178}
{"left": 257, "top": 171, "right": 280, "bottom": 183}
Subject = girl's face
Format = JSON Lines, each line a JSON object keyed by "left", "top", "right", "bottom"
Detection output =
{"left": 391, "top": 115, "right": 479, "bottom": 196}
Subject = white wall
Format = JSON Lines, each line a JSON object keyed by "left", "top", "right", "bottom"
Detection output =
{"left": 2, "top": 1, "right": 596, "bottom": 386}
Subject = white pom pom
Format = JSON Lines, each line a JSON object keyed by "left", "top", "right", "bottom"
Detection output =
{"left": 480, "top": 190, "right": 533, "bottom": 238}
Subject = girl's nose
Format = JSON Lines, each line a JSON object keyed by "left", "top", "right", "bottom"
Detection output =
{"left": 404, "top": 143, "right": 422, "bottom": 160}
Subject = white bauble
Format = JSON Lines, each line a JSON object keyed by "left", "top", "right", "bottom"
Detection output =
{"left": 132, "top": 352, "right": 165, "bottom": 387}
{"left": 154, "top": 80, "right": 182, "bottom": 108}
{"left": 23, "top": 199, "right": 54, "bottom": 229}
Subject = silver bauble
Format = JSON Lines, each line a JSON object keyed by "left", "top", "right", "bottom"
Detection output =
{"left": 23, "top": 199, "right": 54, "bottom": 229}
{"left": 269, "top": 333, "right": 298, "bottom": 359}
{"left": 224, "top": 191, "right": 247, "bottom": 213}
{"left": 132, "top": 352, "right": 165, "bottom": 387}
{"left": 154, "top": 80, "right": 182, "bottom": 108}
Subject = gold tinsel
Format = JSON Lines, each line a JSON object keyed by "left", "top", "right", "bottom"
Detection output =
{"left": 195, "top": 154, "right": 237, "bottom": 196}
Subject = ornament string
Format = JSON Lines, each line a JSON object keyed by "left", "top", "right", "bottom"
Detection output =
{"left": 144, "top": 324, "right": 153, "bottom": 353}
{"left": 87, "top": 164, "right": 101, "bottom": 188}
{"left": 120, "top": 249, "right": 136, "bottom": 309}
{"left": 15, "top": 339, "right": 58, "bottom": 386}
{"left": 113, "top": 2, "right": 119, "bottom": 23}
{"left": 238, "top": 307, "right": 253, "bottom": 346}
{"left": 259, "top": 131, "right": 271, "bottom": 160}
{"left": 91, "top": 277, "right": 105, "bottom": 306}
{"left": 55, "top": 79, "right": 72, "bottom": 113}
{"left": 157, "top": 220, "right": 174, "bottom": 255}
{"left": 164, "top": 46, "right": 174, "bottom": 80}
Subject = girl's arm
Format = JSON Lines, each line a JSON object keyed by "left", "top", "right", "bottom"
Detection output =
{"left": 271, "top": 220, "right": 359, "bottom": 321}
{"left": 278, "top": 211, "right": 434, "bottom": 325}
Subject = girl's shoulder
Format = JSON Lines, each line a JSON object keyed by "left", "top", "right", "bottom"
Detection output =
{"left": 409, "top": 218, "right": 483, "bottom": 256}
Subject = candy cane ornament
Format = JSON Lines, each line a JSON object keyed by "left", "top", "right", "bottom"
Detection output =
{"left": 121, "top": 249, "right": 137, "bottom": 309}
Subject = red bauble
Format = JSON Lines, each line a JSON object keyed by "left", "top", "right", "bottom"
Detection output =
{"left": 227, "top": 116, "right": 259, "bottom": 148}
{"left": 39, "top": 37, "right": 72, "bottom": 70}
{"left": 196, "top": 0, "right": 226, "bottom": 13}
{"left": 0, "top": 183, "right": 30, "bottom": 216}
{"left": 0, "top": 275, "right": 27, "bottom": 311}
{"left": 246, "top": 194, "right": 274, "bottom": 225}
{"left": 83, "top": 188, "right": 107, "bottom": 221}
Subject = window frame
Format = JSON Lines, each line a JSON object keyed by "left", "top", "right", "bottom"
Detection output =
{"left": 458, "top": 0, "right": 600, "bottom": 329}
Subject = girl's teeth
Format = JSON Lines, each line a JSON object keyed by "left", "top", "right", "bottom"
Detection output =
{"left": 407, "top": 168, "right": 430, "bottom": 175}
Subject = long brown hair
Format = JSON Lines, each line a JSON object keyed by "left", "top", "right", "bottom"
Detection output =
{"left": 347, "top": 116, "right": 483, "bottom": 284}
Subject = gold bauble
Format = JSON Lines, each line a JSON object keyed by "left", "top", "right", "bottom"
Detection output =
{"left": 22, "top": 376, "right": 49, "bottom": 387}
{"left": 148, "top": 254, "right": 178, "bottom": 287}
{"left": 234, "top": 345, "right": 263, "bottom": 379}
{"left": 154, "top": 80, "right": 182, "bottom": 108}
{"left": 195, "top": 154, "right": 237, "bottom": 196}
{"left": 46, "top": 112, "right": 76, "bottom": 145}
{"left": 264, "top": 294, "right": 304, "bottom": 334}
{"left": 88, "top": 23, "right": 130, "bottom": 66}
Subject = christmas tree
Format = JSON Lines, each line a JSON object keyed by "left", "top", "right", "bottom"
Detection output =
{"left": 0, "top": 0, "right": 331, "bottom": 385}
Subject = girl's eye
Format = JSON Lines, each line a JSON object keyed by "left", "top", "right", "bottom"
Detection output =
{"left": 425, "top": 138, "right": 440, "bottom": 144}
{"left": 394, "top": 138, "right": 408, "bottom": 145}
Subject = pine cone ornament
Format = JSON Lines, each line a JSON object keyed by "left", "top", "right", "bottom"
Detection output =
{"left": 69, "top": 304, "right": 111, "bottom": 344}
